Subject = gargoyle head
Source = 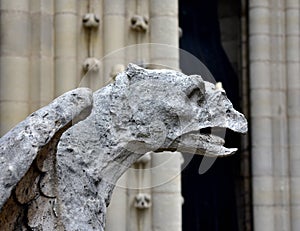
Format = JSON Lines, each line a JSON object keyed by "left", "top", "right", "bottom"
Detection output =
{"left": 110, "top": 63, "right": 247, "bottom": 157}
{"left": 54, "top": 64, "right": 248, "bottom": 230}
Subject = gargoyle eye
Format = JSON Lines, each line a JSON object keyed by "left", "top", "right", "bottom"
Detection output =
{"left": 187, "top": 88, "right": 204, "bottom": 105}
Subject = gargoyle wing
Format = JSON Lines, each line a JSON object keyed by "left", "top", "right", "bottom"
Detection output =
{"left": 0, "top": 88, "right": 92, "bottom": 230}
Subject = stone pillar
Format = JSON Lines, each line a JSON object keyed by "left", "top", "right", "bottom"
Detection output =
{"left": 54, "top": 0, "right": 78, "bottom": 96}
{"left": 122, "top": 2, "right": 152, "bottom": 231}
{"left": 0, "top": 0, "right": 31, "bottom": 135}
{"left": 149, "top": 1, "right": 181, "bottom": 230}
{"left": 106, "top": 175, "right": 128, "bottom": 231}
{"left": 286, "top": 0, "right": 300, "bottom": 230}
{"left": 102, "top": 0, "right": 126, "bottom": 84}
{"left": 151, "top": 152, "right": 182, "bottom": 231}
{"left": 249, "top": 0, "right": 275, "bottom": 230}
{"left": 103, "top": 1, "right": 127, "bottom": 230}
{"left": 30, "top": 0, "right": 54, "bottom": 111}
{"left": 270, "top": 0, "right": 290, "bottom": 230}
{"left": 149, "top": 0, "right": 179, "bottom": 69}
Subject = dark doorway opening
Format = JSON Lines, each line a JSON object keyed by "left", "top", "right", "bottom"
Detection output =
{"left": 179, "top": 0, "right": 252, "bottom": 230}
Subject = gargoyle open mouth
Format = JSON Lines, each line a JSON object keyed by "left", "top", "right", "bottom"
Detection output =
{"left": 163, "top": 127, "right": 240, "bottom": 157}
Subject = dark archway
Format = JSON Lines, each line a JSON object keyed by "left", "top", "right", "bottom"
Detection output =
{"left": 179, "top": 0, "right": 251, "bottom": 230}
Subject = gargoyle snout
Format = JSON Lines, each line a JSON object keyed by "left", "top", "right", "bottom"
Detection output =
{"left": 196, "top": 106, "right": 248, "bottom": 135}
{"left": 225, "top": 109, "right": 248, "bottom": 134}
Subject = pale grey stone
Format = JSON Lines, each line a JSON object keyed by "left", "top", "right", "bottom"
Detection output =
{"left": 0, "top": 88, "right": 93, "bottom": 209}
{"left": 56, "top": 64, "right": 248, "bottom": 230}
{"left": 0, "top": 64, "right": 247, "bottom": 230}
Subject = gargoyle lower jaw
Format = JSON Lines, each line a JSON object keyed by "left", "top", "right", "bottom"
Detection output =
{"left": 162, "top": 131, "right": 238, "bottom": 157}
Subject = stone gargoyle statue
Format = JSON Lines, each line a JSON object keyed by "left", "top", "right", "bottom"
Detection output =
{"left": 0, "top": 64, "right": 247, "bottom": 230}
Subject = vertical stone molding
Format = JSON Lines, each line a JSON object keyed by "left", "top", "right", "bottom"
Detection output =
{"left": 105, "top": 174, "right": 128, "bottom": 231}
{"left": 270, "top": 0, "right": 290, "bottom": 230}
{"left": 286, "top": 0, "right": 300, "bottom": 230}
{"left": 54, "top": 0, "right": 78, "bottom": 96}
{"left": 30, "top": 0, "right": 55, "bottom": 112}
{"left": 249, "top": 0, "right": 275, "bottom": 230}
{"left": 149, "top": 1, "right": 181, "bottom": 230}
{"left": 0, "top": 0, "right": 31, "bottom": 135}
{"left": 102, "top": 0, "right": 126, "bottom": 84}
{"left": 151, "top": 152, "right": 182, "bottom": 231}
{"left": 102, "top": 1, "right": 127, "bottom": 230}
{"left": 150, "top": 0, "right": 179, "bottom": 68}
{"left": 250, "top": 0, "right": 300, "bottom": 230}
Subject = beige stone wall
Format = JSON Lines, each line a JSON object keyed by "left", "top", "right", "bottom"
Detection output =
{"left": 249, "top": 0, "right": 300, "bottom": 230}
{"left": 3, "top": 0, "right": 300, "bottom": 230}
{"left": 0, "top": 0, "right": 181, "bottom": 230}
{"left": 0, "top": 0, "right": 31, "bottom": 134}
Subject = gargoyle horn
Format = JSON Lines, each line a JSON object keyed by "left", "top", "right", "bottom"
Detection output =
{"left": 215, "top": 82, "right": 224, "bottom": 90}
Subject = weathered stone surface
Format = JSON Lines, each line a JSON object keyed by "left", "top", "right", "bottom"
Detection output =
{"left": 15, "top": 166, "right": 40, "bottom": 204}
{"left": 0, "top": 197, "right": 26, "bottom": 231}
{"left": 56, "top": 64, "right": 247, "bottom": 230}
{"left": 0, "top": 88, "right": 93, "bottom": 209}
{"left": 40, "top": 171, "right": 56, "bottom": 198}
{"left": 27, "top": 196, "right": 57, "bottom": 230}
{"left": 0, "top": 124, "right": 70, "bottom": 231}
{"left": 0, "top": 64, "right": 247, "bottom": 230}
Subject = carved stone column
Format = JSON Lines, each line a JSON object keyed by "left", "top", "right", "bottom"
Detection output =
{"left": 102, "top": 0, "right": 126, "bottom": 84}
{"left": 0, "top": 0, "right": 31, "bottom": 135}
{"left": 54, "top": 0, "right": 79, "bottom": 96}
{"left": 30, "top": 0, "right": 55, "bottom": 111}
{"left": 270, "top": 0, "right": 290, "bottom": 230}
{"left": 102, "top": 1, "right": 127, "bottom": 230}
{"left": 250, "top": 0, "right": 300, "bottom": 230}
{"left": 286, "top": 0, "right": 300, "bottom": 230}
{"left": 149, "top": 1, "right": 181, "bottom": 231}
{"left": 249, "top": 0, "right": 275, "bottom": 230}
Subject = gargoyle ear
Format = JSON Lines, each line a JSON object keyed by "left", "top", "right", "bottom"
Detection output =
{"left": 215, "top": 82, "right": 226, "bottom": 93}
